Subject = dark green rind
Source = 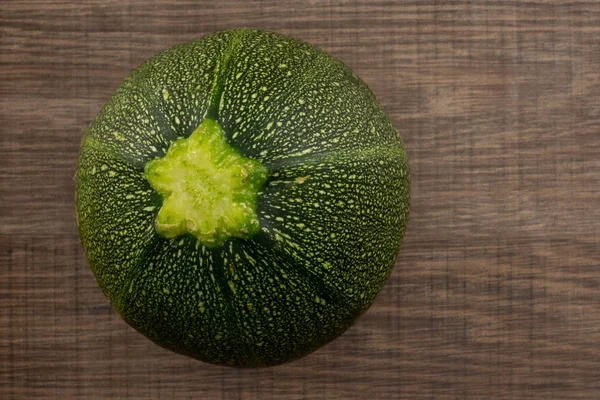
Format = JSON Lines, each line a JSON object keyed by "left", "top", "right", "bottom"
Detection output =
{"left": 75, "top": 29, "right": 410, "bottom": 367}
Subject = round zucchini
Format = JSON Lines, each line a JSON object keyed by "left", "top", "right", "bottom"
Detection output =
{"left": 75, "top": 29, "right": 409, "bottom": 367}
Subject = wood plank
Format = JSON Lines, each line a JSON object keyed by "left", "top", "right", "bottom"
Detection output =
{"left": 1, "top": 1, "right": 599, "bottom": 398}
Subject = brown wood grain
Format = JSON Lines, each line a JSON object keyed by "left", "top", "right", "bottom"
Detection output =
{"left": 1, "top": 0, "right": 599, "bottom": 399}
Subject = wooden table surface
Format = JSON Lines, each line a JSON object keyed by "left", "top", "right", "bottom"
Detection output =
{"left": 2, "top": 1, "right": 599, "bottom": 399}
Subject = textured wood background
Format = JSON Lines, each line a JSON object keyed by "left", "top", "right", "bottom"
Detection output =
{"left": 1, "top": 0, "right": 599, "bottom": 399}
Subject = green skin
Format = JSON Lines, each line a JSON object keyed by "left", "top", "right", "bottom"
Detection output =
{"left": 75, "top": 29, "right": 410, "bottom": 367}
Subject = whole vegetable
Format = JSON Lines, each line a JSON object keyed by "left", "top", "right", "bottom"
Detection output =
{"left": 75, "top": 29, "right": 410, "bottom": 367}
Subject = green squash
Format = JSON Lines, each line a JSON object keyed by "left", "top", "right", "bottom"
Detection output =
{"left": 75, "top": 29, "right": 410, "bottom": 367}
